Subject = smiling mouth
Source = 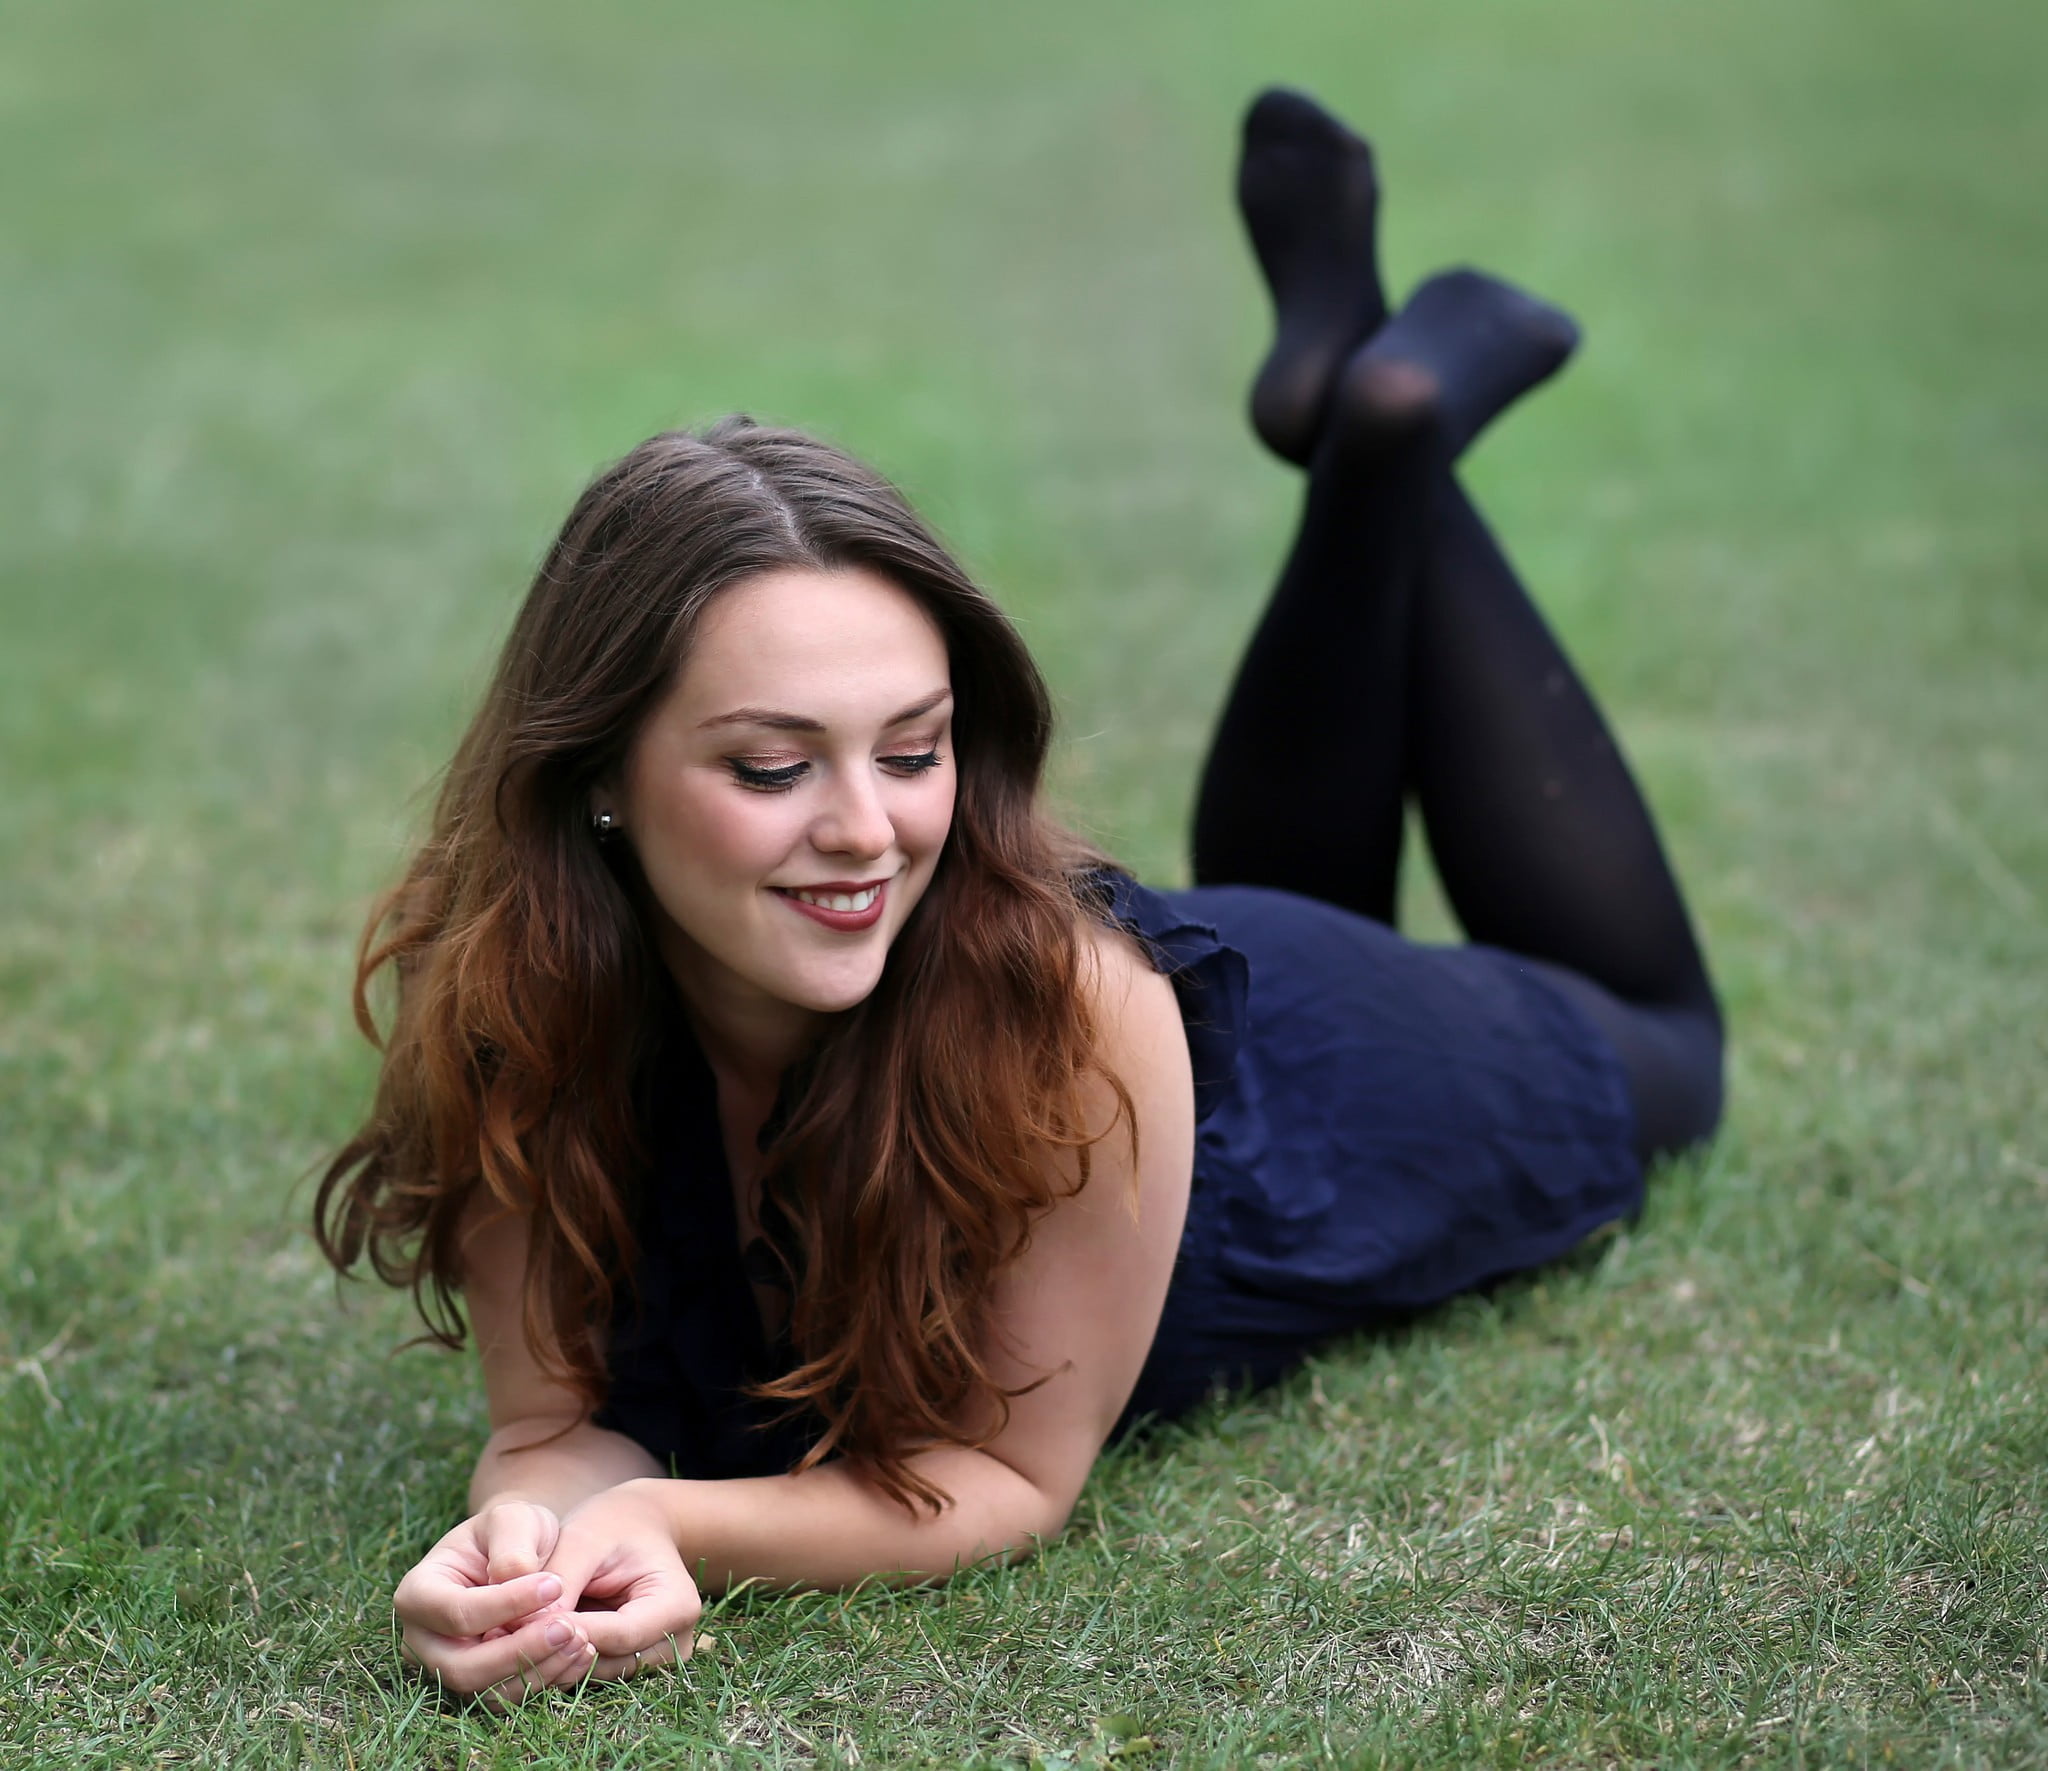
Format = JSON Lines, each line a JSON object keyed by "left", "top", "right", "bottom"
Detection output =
{"left": 779, "top": 882, "right": 883, "bottom": 913}
{"left": 770, "top": 877, "right": 891, "bottom": 931}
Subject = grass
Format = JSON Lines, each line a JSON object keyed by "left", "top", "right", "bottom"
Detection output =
{"left": 3, "top": 0, "right": 2045, "bottom": 1764}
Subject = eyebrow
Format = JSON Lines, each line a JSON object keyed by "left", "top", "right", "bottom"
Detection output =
{"left": 696, "top": 687, "right": 953, "bottom": 734}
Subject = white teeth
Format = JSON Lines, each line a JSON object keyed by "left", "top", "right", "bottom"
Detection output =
{"left": 788, "top": 885, "right": 880, "bottom": 913}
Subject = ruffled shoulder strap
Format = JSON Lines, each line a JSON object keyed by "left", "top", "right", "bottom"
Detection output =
{"left": 1080, "top": 869, "right": 1249, "bottom": 1127}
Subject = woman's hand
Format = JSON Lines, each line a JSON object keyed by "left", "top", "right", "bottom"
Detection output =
{"left": 393, "top": 1500, "right": 597, "bottom": 1707}
{"left": 543, "top": 1479, "right": 702, "bottom": 1680}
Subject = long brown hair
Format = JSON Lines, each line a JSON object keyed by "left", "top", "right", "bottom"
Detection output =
{"left": 316, "top": 418, "right": 1130, "bottom": 1510}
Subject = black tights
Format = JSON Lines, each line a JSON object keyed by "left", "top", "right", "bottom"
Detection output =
{"left": 1191, "top": 403, "right": 1725, "bottom": 1167}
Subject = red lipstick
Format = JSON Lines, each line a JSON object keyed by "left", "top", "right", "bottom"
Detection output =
{"left": 771, "top": 877, "right": 889, "bottom": 933}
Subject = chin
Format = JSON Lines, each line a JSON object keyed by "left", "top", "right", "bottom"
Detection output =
{"left": 766, "top": 953, "right": 892, "bottom": 1016}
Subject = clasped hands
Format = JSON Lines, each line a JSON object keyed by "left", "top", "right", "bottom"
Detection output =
{"left": 394, "top": 1480, "right": 701, "bottom": 1709}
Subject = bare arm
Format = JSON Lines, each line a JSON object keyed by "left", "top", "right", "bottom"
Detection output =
{"left": 415, "top": 923, "right": 1192, "bottom": 1690}
{"left": 622, "top": 1445, "right": 1058, "bottom": 1592}
{"left": 458, "top": 1201, "right": 662, "bottom": 1516}
{"left": 549, "top": 923, "right": 1196, "bottom": 1599}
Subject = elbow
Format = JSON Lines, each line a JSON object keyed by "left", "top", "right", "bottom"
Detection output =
{"left": 888, "top": 1449, "right": 1077, "bottom": 1578}
{"left": 953, "top": 1498, "right": 1066, "bottom": 1580}
{"left": 1019, "top": 1486, "right": 1077, "bottom": 1549}
{"left": 989, "top": 1496, "right": 1070, "bottom": 1568}
{"left": 970, "top": 1455, "right": 1078, "bottom": 1562}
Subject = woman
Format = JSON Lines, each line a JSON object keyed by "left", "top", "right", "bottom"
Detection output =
{"left": 317, "top": 90, "right": 1723, "bottom": 1706}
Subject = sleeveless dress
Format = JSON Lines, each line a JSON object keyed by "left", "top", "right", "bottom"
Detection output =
{"left": 596, "top": 873, "right": 1641, "bottom": 1477}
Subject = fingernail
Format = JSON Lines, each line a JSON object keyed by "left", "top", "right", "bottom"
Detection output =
{"left": 546, "top": 1619, "right": 574, "bottom": 1649}
{"left": 536, "top": 1575, "right": 563, "bottom": 1603}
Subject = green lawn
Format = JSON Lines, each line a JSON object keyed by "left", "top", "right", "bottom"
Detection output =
{"left": 4, "top": 0, "right": 2045, "bottom": 1764}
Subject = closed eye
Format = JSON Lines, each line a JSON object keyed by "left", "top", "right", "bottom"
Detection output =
{"left": 726, "top": 751, "right": 942, "bottom": 792}
{"left": 727, "top": 757, "right": 808, "bottom": 791}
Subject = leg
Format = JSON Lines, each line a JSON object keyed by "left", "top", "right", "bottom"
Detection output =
{"left": 1201, "top": 266, "right": 1723, "bottom": 1160}
{"left": 1200, "top": 84, "right": 1407, "bottom": 914}
{"left": 1221, "top": 85, "right": 1723, "bottom": 1157}
{"left": 1408, "top": 473, "right": 1724, "bottom": 1159}
{"left": 1188, "top": 412, "right": 1425, "bottom": 924}
{"left": 1192, "top": 270, "right": 1581, "bottom": 925}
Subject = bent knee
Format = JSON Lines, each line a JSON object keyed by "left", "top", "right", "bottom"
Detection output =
{"left": 1526, "top": 960, "right": 1724, "bottom": 1166}
{"left": 1626, "top": 1000, "right": 1725, "bottom": 1166}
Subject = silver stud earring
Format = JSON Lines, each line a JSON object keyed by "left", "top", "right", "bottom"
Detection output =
{"left": 592, "top": 809, "right": 619, "bottom": 843}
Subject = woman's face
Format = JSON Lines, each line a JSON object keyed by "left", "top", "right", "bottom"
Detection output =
{"left": 610, "top": 565, "right": 957, "bottom": 1030}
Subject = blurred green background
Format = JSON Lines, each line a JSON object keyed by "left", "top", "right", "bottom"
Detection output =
{"left": 3, "top": 1, "right": 2044, "bottom": 1765}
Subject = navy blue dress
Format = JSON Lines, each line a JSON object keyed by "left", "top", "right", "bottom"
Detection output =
{"left": 596, "top": 873, "right": 1641, "bottom": 1476}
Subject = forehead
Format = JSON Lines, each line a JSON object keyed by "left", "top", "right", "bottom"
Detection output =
{"left": 673, "top": 566, "right": 950, "bottom": 720}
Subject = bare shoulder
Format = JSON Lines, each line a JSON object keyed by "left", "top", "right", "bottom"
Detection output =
{"left": 965, "top": 907, "right": 1196, "bottom": 1512}
{"left": 1074, "top": 911, "right": 1188, "bottom": 1090}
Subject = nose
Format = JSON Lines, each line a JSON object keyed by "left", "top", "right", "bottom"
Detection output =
{"left": 809, "top": 762, "right": 895, "bottom": 862}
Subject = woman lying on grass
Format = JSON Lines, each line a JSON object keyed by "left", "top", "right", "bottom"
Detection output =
{"left": 316, "top": 89, "right": 1724, "bottom": 1707}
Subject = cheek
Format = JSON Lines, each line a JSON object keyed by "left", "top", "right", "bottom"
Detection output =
{"left": 644, "top": 778, "right": 794, "bottom": 887}
{"left": 702, "top": 795, "right": 792, "bottom": 874}
{"left": 907, "top": 776, "right": 958, "bottom": 860}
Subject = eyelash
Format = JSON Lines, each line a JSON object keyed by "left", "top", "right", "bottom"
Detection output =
{"left": 725, "top": 751, "right": 944, "bottom": 793}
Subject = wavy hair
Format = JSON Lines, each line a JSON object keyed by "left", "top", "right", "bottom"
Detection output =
{"left": 315, "top": 418, "right": 1131, "bottom": 1510}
